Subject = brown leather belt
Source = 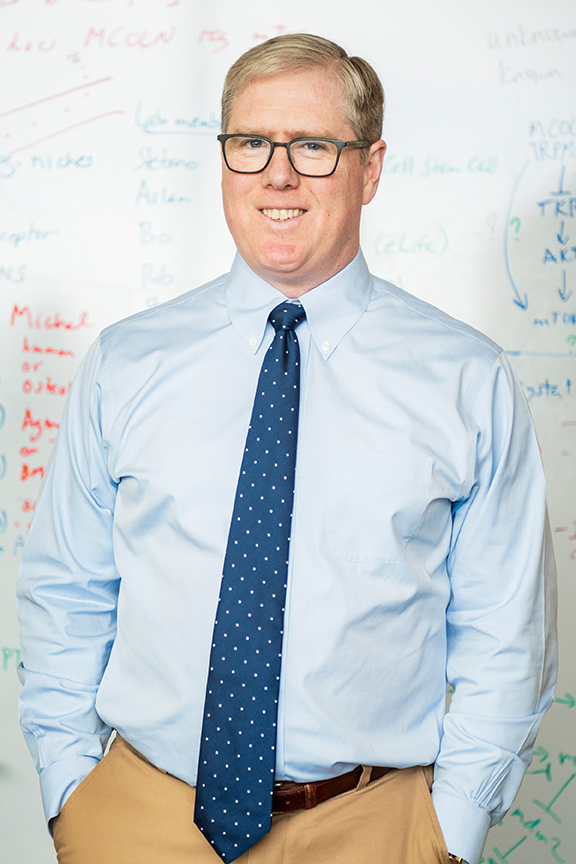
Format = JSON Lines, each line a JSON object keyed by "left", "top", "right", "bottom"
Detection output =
{"left": 272, "top": 765, "right": 392, "bottom": 812}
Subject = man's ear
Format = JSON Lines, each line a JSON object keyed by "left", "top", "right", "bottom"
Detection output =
{"left": 362, "top": 140, "right": 386, "bottom": 206}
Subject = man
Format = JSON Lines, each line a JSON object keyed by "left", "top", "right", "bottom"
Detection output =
{"left": 17, "top": 33, "right": 556, "bottom": 864}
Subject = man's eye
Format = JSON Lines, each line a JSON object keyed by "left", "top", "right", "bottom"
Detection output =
{"left": 303, "top": 140, "right": 327, "bottom": 152}
{"left": 291, "top": 140, "right": 332, "bottom": 158}
{"left": 246, "top": 138, "right": 266, "bottom": 149}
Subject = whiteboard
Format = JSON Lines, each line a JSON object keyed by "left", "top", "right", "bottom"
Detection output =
{"left": 1, "top": 1, "right": 575, "bottom": 862}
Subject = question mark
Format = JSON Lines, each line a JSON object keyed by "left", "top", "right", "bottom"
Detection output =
{"left": 567, "top": 335, "right": 576, "bottom": 350}
{"left": 510, "top": 217, "right": 521, "bottom": 241}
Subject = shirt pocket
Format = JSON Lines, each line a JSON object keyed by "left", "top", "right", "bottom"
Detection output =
{"left": 327, "top": 451, "right": 432, "bottom": 563}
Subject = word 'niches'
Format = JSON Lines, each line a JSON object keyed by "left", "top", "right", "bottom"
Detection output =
{"left": 30, "top": 153, "right": 93, "bottom": 170}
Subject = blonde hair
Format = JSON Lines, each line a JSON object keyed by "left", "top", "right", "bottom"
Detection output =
{"left": 221, "top": 33, "right": 384, "bottom": 158}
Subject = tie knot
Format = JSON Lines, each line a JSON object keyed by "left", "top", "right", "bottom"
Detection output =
{"left": 269, "top": 302, "right": 306, "bottom": 333}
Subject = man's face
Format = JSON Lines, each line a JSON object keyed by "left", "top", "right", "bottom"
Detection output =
{"left": 221, "top": 66, "right": 386, "bottom": 297}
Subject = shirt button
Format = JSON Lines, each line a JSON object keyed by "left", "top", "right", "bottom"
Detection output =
{"left": 249, "top": 335, "right": 257, "bottom": 347}
{"left": 322, "top": 341, "right": 331, "bottom": 352}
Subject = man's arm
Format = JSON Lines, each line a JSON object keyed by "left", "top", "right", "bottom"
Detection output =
{"left": 432, "top": 353, "right": 557, "bottom": 864}
{"left": 16, "top": 338, "right": 120, "bottom": 825}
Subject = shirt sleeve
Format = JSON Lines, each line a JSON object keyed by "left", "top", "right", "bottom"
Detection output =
{"left": 16, "top": 337, "right": 120, "bottom": 826}
{"left": 431, "top": 352, "right": 558, "bottom": 864}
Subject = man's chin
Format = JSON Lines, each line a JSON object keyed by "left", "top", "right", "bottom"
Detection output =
{"left": 245, "top": 253, "right": 317, "bottom": 295}
{"left": 253, "top": 247, "right": 308, "bottom": 280}
{"left": 261, "top": 259, "right": 311, "bottom": 280}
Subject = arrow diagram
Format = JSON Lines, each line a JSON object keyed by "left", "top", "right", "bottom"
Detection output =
{"left": 557, "top": 221, "right": 570, "bottom": 245}
{"left": 551, "top": 165, "right": 571, "bottom": 196}
{"left": 554, "top": 693, "right": 576, "bottom": 709}
{"left": 504, "top": 161, "right": 530, "bottom": 309}
{"left": 558, "top": 271, "right": 573, "bottom": 303}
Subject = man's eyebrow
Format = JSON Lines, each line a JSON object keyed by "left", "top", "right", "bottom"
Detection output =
{"left": 289, "top": 130, "right": 335, "bottom": 140}
{"left": 229, "top": 129, "right": 335, "bottom": 140}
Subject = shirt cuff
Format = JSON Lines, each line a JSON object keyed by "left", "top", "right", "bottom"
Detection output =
{"left": 39, "top": 755, "right": 100, "bottom": 827}
{"left": 431, "top": 789, "right": 491, "bottom": 864}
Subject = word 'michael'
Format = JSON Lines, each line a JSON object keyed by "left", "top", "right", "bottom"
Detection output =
{"left": 10, "top": 305, "right": 92, "bottom": 331}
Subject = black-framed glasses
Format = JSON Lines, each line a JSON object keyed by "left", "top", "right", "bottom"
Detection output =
{"left": 217, "top": 134, "right": 370, "bottom": 177}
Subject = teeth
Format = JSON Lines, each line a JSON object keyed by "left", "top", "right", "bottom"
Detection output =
{"left": 261, "top": 208, "right": 305, "bottom": 221}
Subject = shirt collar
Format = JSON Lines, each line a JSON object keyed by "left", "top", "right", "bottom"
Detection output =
{"left": 225, "top": 250, "right": 373, "bottom": 359}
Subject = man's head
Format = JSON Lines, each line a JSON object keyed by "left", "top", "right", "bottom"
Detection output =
{"left": 220, "top": 34, "right": 386, "bottom": 297}
{"left": 221, "top": 34, "right": 384, "bottom": 160}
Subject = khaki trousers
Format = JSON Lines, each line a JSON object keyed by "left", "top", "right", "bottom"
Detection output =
{"left": 53, "top": 734, "right": 450, "bottom": 864}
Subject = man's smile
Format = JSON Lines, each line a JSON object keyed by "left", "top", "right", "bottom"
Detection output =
{"left": 260, "top": 208, "right": 307, "bottom": 221}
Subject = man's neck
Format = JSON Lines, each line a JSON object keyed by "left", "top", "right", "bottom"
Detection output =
{"left": 247, "top": 247, "right": 361, "bottom": 298}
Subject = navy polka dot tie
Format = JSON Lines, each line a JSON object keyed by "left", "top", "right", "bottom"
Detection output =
{"left": 194, "top": 302, "right": 306, "bottom": 862}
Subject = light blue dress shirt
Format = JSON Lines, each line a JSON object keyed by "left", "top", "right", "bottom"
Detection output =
{"left": 17, "top": 251, "right": 557, "bottom": 864}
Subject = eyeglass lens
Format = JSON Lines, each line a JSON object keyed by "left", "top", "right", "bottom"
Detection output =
{"left": 224, "top": 136, "right": 339, "bottom": 175}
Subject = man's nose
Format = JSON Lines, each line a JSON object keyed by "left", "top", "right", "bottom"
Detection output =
{"left": 262, "top": 144, "right": 299, "bottom": 188}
